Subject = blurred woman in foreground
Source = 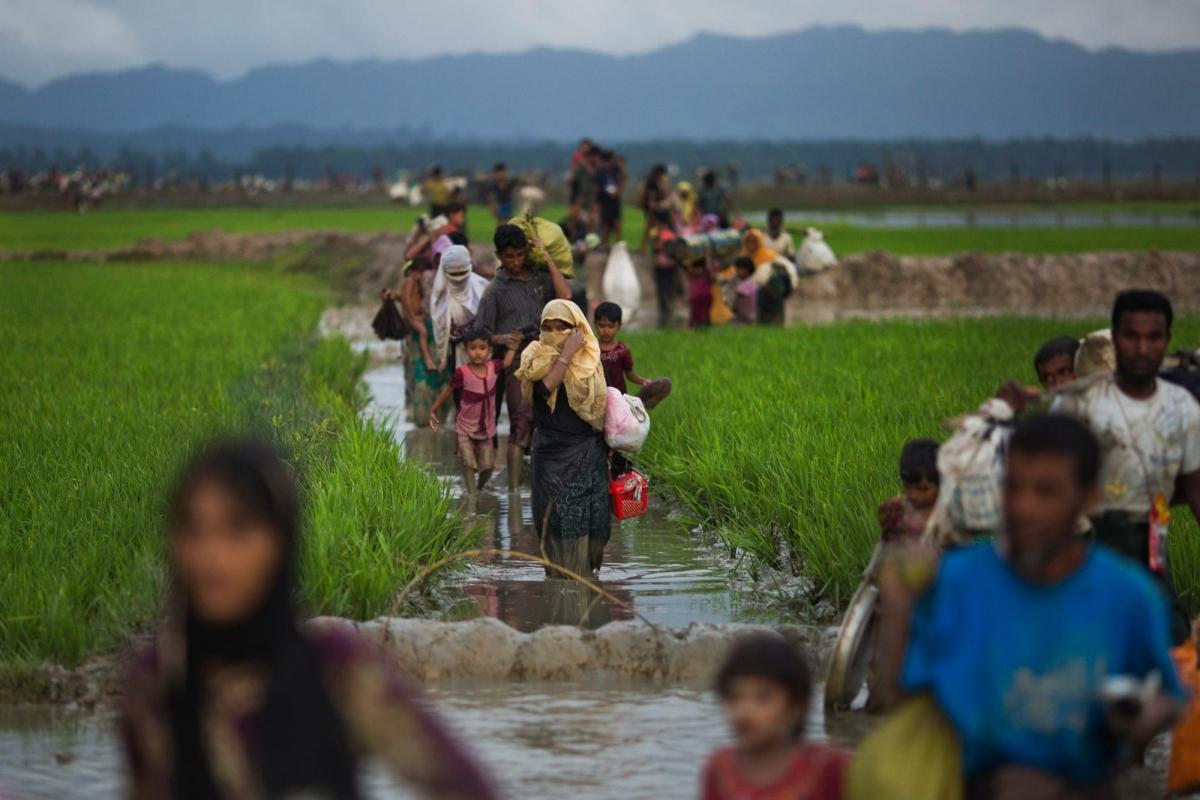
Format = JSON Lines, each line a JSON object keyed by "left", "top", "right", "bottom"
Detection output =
{"left": 119, "top": 439, "right": 495, "bottom": 800}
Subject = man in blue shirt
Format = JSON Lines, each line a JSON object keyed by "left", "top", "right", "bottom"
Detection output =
{"left": 880, "top": 415, "right": 1186, "bottom": 796}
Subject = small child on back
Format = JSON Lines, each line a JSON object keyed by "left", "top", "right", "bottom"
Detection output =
{"left": 702, "top": 634, "right": 848, "bottom": 800}
{"left": 877, "top": 438, "right": 940, "bottom": 543}
{"left": 429, "top": 328, "right": 520, "bottom": 496}
{"left": 1034, "top": 335, "right": 1080, "bottom": 391}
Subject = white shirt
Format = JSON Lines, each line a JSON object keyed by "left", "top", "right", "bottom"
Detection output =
{"left": 761, "top": 230, "right": 796, "bottom": 260}
{"left": 1053, "top": 375, "right": 1200, "bottom": 514}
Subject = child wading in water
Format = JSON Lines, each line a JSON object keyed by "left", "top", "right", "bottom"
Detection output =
{"left": 876, "top": 438, "right": 940, "bottom": 543}
{"left": 429, "top": 329, "right": 520, "bottom": 497}
{"left": 702, "top": 635, "right": 848, "bottom": 800}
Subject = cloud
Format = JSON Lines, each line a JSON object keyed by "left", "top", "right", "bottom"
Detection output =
{"left": 0, "top": 0, "right": 146, "bottom": 84}
{"left": 3, "top": 0, "right": 1199, "bottom": 87}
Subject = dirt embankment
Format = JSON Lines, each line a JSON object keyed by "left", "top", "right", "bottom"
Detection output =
{"left": 6, "top": 230, "right": 1197, "bottom": 318}
{"left": 0, "top": 230, "right": 495, "bottom": 302}
{"left": 3, "top": 618, "right": 831, "bottom": 706}
{"left": 790, "top": 249, "right": 1200, "bottom": 321}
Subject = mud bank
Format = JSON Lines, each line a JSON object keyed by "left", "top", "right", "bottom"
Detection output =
{"left": 9, "top": 229, "right": 1196, "bottom": 320}
{"left": 0, "top": 229, "right": 498, "bottom": 302}
{"left": 792, "top": 249, "right": 1200, "bottom": 321}
{"left": 8, "top": 618, "right": 832, "bottom": 707}
{"left": 315, "top": 616, "right": 832, "bottom": 684}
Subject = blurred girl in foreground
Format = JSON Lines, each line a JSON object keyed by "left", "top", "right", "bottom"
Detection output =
{"left": 119, "top": 439, "right": 495, "bottom": 800}
{"left": 702, "top": 635, "right": 848, "bottom": 800}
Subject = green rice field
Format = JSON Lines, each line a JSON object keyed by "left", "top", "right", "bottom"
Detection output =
{"left": 0, "top": 260, "right": 468, "bottom": 673}
{"left": 2, "top": 204, "right": 1199, "bottom": 255}
{"left": 628, "top": 320, "right": 1200, "bottom": 613}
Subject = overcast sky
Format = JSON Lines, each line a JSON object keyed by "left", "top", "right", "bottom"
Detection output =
{"left": 3, "top": 0, "right": 1199, "bottom": 87}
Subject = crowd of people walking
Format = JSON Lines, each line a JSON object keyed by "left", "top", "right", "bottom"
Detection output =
{"left": 84, "top": 130, "right": 1200, "bottom": 798}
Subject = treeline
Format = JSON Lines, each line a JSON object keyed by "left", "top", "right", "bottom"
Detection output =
{"left": 3, "top": 137, "right": 1199, "bottom": 184}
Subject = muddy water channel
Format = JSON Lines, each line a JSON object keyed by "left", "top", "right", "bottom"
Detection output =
{"left": 0, "top": 681, "right": 870, "bottom": 798}
{"left": 364, "top": 365, "right": 782, "bottom": 630}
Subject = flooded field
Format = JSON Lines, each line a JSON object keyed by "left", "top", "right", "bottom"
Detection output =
{"left": 746, "top": 207, "right": 1200, "bottom": 228}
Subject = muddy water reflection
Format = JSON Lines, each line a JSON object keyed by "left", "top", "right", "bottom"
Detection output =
{"left": 365, "top": 365, "right": 775, "bottom": 631}
{"left": 0, "top": 684, "right": 866, "bottom": 800}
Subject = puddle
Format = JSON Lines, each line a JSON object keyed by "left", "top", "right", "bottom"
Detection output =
{"left": 744, "top": 208, "right": 1200, "bottom": 229}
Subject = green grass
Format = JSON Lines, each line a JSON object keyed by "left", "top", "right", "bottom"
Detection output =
{"left": 3, "top": 204, "right": 1198, "bottom": 256}
{"left": 0, "top": 260, "right": 468, "bottom": 670}
{"left": 628, "top": 319, "right": 1200, "bottom": 611}
{"left": 782, "top": 222, "right": 1200, "bottom": 256}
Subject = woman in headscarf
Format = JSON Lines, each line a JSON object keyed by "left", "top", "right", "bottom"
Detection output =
{"left": 674, "top": 180, "right": 698, "bottom": 231}
{"left": 388, "top": 235, "right": 454, "bottom": 425}
{"left": 119, "top": 439, "right": 495, "bottom": 800}
{"left": 514, "top": 299, "right": 611, "bottom": 576}
{"left": 740, "top": 228, "right": 799, "bottom": 325}
{"left": 430, "top": 244, "right": 490, "bottom": 371}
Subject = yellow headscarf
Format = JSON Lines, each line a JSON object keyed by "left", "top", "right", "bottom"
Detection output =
{"left": 515, "top": 299, "right": 607, "bottom": 430}
{"left": 741, "top": 228, "right": 777, "bottom": 267}
{"left": 676, "top": 181, "right": 696, "bottom": 223}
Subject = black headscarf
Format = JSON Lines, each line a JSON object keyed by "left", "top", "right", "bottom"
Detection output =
{"left": 166, "top": 440, "right": 359, "bottom": 799}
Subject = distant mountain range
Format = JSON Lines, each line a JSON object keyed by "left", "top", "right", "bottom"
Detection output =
{"left": 2, "top": 26, "right": 1199, "bottom": 141}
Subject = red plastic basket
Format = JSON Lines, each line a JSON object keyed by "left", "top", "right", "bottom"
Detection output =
{"left": 610, "top": 470, "right": 650, "bottom": 520}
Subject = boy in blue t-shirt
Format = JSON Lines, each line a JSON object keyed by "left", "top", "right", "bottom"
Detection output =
{"left": 879, "top": 415, "right": 1186, "bottom": 794}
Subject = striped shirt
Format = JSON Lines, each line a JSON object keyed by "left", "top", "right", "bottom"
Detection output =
{"left": 475, "top": 269, "right": 557, "bottom": 340}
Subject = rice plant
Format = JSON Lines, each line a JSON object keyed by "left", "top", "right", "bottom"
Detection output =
{"left": 0, "top": 260, "right": 468, "bottom": 670}
{"left": 628, "top": 318, "right": 1200, "bottom": 611}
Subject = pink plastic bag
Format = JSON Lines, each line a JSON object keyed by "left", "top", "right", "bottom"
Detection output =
{"left": 604, "top": 387, "right": 651, "bottom": 453}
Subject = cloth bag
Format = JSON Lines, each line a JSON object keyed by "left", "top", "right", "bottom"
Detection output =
{"left": 507, "top": 214, "right": 575, "bottom": 278}
{"left": 371, "top": 298, "right": 411, "bottom": 340}
{"left": 601, "top": 241, "right": 642, "bottom": 322}
{"left": 797, "top": 227, "right": 837, "bottom": 274}
{"left": 848, "top": 694, "right": 964, "bottom": 800}
{"left": 603, "top": 387, "right": 650, "bottom": 453}
{"left": 922, "top": 398, "right": 1015, "bottom": 548}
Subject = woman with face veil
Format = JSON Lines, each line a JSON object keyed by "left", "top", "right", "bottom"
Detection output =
{"left": 514, "top": 299, "right": 611, "bottom": 577}
{"left": 118, "top": 439, "right": 495, "bottom": 800}
{"left": 430, "top": 244, "right": 489, "bottom": 371}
